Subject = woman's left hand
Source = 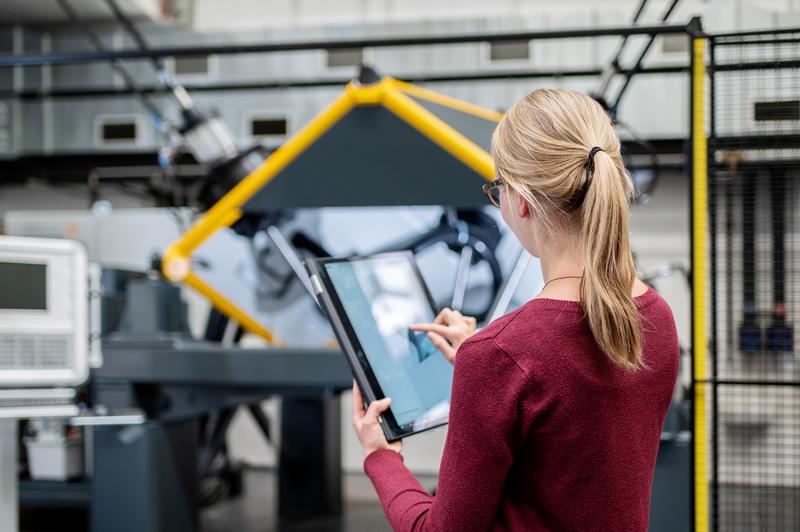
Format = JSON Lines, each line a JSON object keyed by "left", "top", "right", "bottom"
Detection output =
{"left": 352, "top": 380, "right": 403, "bottom": 458}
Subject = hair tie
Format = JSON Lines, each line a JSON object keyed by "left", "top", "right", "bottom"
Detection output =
{"left": 567, "top": 146, "right": 605, "bottom": 212}
{"left": 586, "top": 146, "right": 605, "bottom": 172}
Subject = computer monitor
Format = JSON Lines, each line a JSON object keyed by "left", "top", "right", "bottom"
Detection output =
{"left": 0, "top": 236, "right": 88, "bottom": 388}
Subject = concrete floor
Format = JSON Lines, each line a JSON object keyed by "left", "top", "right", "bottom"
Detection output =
{"left": 202, "top": 469, "right": 392, "bottom": 532}
{"left": 20, "top": 469, "right": 393, "bottom": 532}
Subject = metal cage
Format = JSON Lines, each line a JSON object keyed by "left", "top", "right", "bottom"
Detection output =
{"left": 694, "top": 28, "right": 800, "bottom": 531}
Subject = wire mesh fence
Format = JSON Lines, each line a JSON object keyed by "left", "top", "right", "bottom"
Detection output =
{"left": 707, "top": 30, "right": 800, "bottom": 531}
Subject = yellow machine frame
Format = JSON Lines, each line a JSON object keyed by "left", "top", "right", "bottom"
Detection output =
{"left": 162, "top": 78, "right": 502, "bottom": 342}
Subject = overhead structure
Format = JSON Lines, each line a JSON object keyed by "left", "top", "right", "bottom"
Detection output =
{"left": 162, "top": 76, "right": 502, "bottom": 342}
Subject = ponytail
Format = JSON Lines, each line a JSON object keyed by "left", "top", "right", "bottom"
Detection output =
{"left": 491, "top": 88, "right": 644, "bottom": 370}
{"left": 579, "top": 150, "right": 643, "bottom": 369}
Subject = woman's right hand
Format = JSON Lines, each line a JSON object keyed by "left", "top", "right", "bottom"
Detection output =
{"left": 411, "top": 308, "right": 477, "bottom": 365}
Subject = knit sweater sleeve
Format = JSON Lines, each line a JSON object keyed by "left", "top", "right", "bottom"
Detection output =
{"left": 364, "top": 337, "right": 527, "bottom": 531}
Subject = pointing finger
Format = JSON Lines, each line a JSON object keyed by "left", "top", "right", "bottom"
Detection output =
{"left": 409, "top": 323, "right": 455, "bottom": 339}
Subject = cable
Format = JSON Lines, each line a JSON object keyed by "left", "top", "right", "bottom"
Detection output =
{"left": 55, "top": 0, "right": 169, "bottom": 125}
{"left": 102, "top": 0, "right": 195, "bottom": 112}
{"left": 101, "top": 0, "right": 165, "bottom": 71}
{"left": 614, "top": 118, "right": 661, "bottom": 203}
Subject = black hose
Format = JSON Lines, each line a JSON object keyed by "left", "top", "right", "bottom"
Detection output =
{"left": 55, "top": 0, "right": 168, "bottom": 123}
{"left": 615, "top": 119, "right": 661, "bottom": 202}
{"left": 101, "top": 0, "right": 166, "bottom": 72}
{"left": 101, "top": 0, "right": 196, "bottom": 112}
{"left": 770, "top": 169, "right": 786, "bottom": 321}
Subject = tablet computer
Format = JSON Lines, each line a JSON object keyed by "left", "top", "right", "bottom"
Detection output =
{"left": 306, "top": 251, "right": 453, "bottom": 441}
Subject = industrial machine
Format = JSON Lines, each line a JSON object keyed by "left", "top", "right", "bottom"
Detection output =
{"left": 0, "top": 236, "right": 88, "bottom": 413}
{"left": 2, "top": 253, "right": 351, "bottom": 531}
{"left": 0, "top": 236, "right": 89, "bottom": 532}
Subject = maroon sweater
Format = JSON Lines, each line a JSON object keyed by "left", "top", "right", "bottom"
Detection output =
{"left": 364, "top": 287, "right": 679, "bottom": 531}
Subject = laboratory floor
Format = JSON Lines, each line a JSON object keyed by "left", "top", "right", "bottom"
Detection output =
{"left": 20, "top": 469, "right": 392, "bottom": 532}
{"left": 201, "top": 469, "right": 392, "bottom": 532}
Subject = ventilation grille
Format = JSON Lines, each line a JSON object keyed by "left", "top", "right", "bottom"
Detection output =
{"left": 0, "top": 395, "right": 74, "bottom": 409}
{"left": 326, "top": 48, "right": 363, "bottom": 68}
{"left": 173, "top": 55, "right": 211, "bottom": 76}
{"left": 0, "top": 333, "right": 73, "bottom": 371}
{"left": 489, "top": 40, "right": 531, "bottom": 62}
{"left": 250, "top": 117, "right": 287, "bottom": 137}
{"left": 97, "top": 116, "right": 140, "bottom": 146}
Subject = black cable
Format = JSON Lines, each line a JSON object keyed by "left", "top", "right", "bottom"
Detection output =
{"left": 101, "top": 0, "right": 166, "bottom": 72}
{"left": 739, "top": 170, "right": 760, "bottom": 353}
{"left": 771, "top": 170, "right": 785, "bottom": 317}
{"left": 55, "top": 0, "right": 167, "bottom": 124}
{"left": 102, "top": 0, "right": 195, "bottom": 112}
{"left": 615, "top": 119, "right": 661, "bottom": 202}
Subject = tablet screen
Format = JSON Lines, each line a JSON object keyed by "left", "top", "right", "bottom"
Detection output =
{"left": 324, "top": 255, "right": 453, "bottom": 430}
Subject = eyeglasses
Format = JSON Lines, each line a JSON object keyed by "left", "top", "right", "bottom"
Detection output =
{"left": 482, "top": 178, "right": 504, "bottom": 208}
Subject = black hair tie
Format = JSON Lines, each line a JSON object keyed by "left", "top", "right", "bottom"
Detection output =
{"left": 586, "top": 146, "right": 605, "bottom": 172}
{"left": 567, "top": 146, "right": 605, "bottom": 212}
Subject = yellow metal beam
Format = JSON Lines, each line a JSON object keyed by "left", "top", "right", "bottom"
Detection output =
{"left": 382, "top": 85, "right": 496, "bottom": 181}
{"left": 391, "top": 78, "right": 504, "bottom": 122}
{"left": 162, "top": 86, "right": 357, "bottom": 272}
{"left": 692, "top": 36, "right": 709, "bottom": 532}
{"left": 183, "top": 271, "right": 280, "bottom": 344}
{"left": 162, "top": 87, "right": 359, "bottom": 343}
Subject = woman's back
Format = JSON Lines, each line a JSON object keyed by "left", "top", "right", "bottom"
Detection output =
{"left": 474, "top": 286, "right": 679, "bottom": 531}
{"left": 365, "top": 286, "right": 679, "bottom": 531}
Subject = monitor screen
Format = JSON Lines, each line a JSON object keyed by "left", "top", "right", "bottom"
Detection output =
{"left": 0, "top": 261, "right": 47, "bottom": 310}
{"left": 324, "top": 255, "right": 453, "bottom": 428}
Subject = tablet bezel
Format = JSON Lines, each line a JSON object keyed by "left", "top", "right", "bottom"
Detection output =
{"left": 307, "top": 251, "right": 450, "bottom": 441}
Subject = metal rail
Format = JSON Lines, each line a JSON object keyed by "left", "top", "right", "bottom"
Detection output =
{"left": 0, "top": 23, "right": 695, "bottom": 68}
{"left": 4, "top": 65, "right": 689, "bottom": 100}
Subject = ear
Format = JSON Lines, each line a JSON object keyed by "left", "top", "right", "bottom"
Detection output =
{"left": 515, "top": 192, "right": 529, "bottom": 219}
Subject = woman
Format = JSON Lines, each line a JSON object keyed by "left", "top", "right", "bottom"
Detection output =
{"left": 352, "top": 89, "right": 679, "bottom": 531}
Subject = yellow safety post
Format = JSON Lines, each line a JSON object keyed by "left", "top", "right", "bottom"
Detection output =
{"left": 692, "top": 35, "right": 709, "bottom": 532}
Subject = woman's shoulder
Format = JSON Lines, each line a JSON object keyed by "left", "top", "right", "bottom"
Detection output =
{"left": 468, "top": 301, "right": 539, "bottom": 344}
{"left": 457, "top": 302, "right": 553, "bottom": 374}
{"left": 471, "top": 297, "right": 574, "bottom": 343}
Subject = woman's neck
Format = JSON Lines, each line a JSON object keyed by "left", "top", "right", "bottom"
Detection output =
{"left": 535, "top": 245, "right": 584, "bottom": 301}
{"left": 535, "top": 239, "right": 649, "bottom": 301}
{"left": 539, "top": 244, "right": 583, "bottom": 283}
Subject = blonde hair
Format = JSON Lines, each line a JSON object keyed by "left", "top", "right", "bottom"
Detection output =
{"left": 491, "top": 88, "right": 642, "bottom": 370}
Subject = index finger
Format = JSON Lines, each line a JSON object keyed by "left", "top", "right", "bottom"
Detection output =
{"left": 409, "top": 322, "right": 454, "bottom": 338}
{"left": 352, "top": 380, "right": 366, "bottom": 417}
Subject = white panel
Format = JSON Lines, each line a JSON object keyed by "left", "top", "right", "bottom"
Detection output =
{"left": 0, "top": 236, "right": 88, "bottom": 387}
